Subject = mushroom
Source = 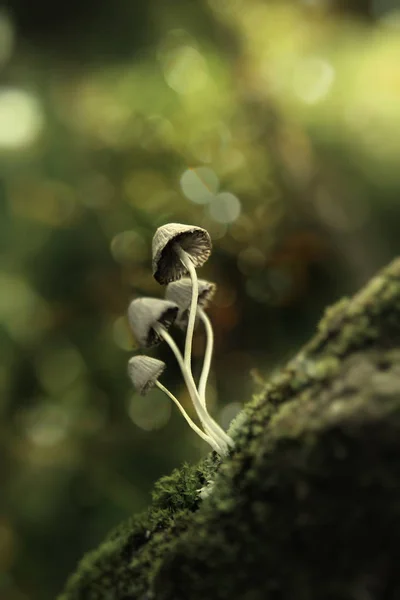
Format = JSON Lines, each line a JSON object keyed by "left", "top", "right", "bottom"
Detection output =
{"left": 166, "top": 278, "right": 217, "bottom": 407}
{"left": 128, "top": 296, "right": 230, "bottom": 454}
{"left": 127, "top": 298, "right": 178, "bottom": 347}
{"left": 128, "top": 354, "right": 165, "bottom": 395}
{"left": 152, "top": 223, "right": 212, "bottom": 285}
{"left": 152, "top": 223, "right": 212, "bottom": 375}
{"left": 166, "top": 278, "right": 216, "bottom": 329}
{"left": 122, "top": 223, "right": 235, "bottom": 456}
{"left": 128, "top": 355, "right": 220, "bottom": 452}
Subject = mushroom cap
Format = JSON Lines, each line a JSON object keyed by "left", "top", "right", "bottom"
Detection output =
{"left": 166, "top": 278, "right": 216, "bottom": 328}
{"left": 152, "top": 223, "right": 212, "bottom": 285}
{"left": 128, "top": 297, "right": 178, "bottom": 347}
{"left": 128, "top": 355, "right": 165, "bottom": 395}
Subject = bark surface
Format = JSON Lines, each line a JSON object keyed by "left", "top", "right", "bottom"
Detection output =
{"left": 59, "top": 258, "right": 400, "bottom": 600}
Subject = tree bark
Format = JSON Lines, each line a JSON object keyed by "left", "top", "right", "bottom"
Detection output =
{"left": 59, "top": 258, "right": 400, "bottom": 600}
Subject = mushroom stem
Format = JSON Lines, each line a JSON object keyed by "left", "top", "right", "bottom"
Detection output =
{"left": 198, "top": 308, "right": 213, "bottom": 407}
{"left": 173, "top": 244, "right": 198, "bottom": 370}
{"left": 155, "top": 324, "right": 233, "bottom": 453}
{"left": 155, "top": 381, "right": 220, "bottom": 453}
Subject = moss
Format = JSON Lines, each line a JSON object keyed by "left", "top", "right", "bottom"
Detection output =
{"left": 58, "top": 455, "right": 221, "bottom": 599}
{"left": 59, "top": 258, "right": 400, "bottom": 600}
{"left": 153, "top": 349, "right": 400, "bottom": 600}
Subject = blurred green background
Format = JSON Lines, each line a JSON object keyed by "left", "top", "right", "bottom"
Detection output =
{"left": 1, "top": 0, "right": 400, "bottom": 597}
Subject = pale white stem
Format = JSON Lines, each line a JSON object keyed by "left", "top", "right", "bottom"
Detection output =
{"left": 198, "top": 308, "right": 213, "bottom": 407}
{"left": 155, "top": 381, "right": 220, "bottom": 453}
{"left": 173, "top": 245, "right": 198, "bottom": 370}
{"left": 172, "top": 247, "right": 232, "bottom": 449}
{"left": 195, "top": 314, "right": 234, "bottom": 448}
{"left": 155, "top": 324, "right": 232, "bottom": 453}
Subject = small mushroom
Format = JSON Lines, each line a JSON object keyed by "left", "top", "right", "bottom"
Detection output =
{"left": 128, "top": 355, "right": 165, "bottom": 395}
{"left": 127, "top": 354, "right": 221, "bottom": 452}
{"left": 152, "top": 223, "right": 212, "bottom": 285}
{"left": 166, "top": 278, "right": 216, "bottom": 329}
{"left": 166, "top": 278, "right": 216, "bottom": 407}
{"left": 128, "top": 298, "right": 178, "bottom": 348}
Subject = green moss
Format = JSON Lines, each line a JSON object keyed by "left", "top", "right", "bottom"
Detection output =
{"left": 58, "top": 455, "right": 222, "bottom": 599}
{"left": 153, "top": 349, "right": 400, "bottom": 600}
{"left": 59, "top": 258, "right": 400, "bottom": 600}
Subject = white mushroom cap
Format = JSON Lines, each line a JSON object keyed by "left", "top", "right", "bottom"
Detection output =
{"left": 128, "top": 297, "right": 178, "bottom": 347}
{"left": 128, "top": 355, "right": 165, "bottom": 395}
{"left": 152, "top": 223, "right": 212, "bottom": 285}
{"left": 166, "top": 278, "right": 216, "bottom": 328}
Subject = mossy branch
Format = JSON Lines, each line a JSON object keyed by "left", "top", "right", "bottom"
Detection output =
{"left": 59, "top": 258, "right": 400, "bottom": 600}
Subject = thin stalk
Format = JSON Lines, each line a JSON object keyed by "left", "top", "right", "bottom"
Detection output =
{"left": 155, "top": 381, "right": 220, "bottom": 453}
{"left": 173, "top": 245, "right": 198, "bottom": 370}
{"left": 172, "top": 248, "right": 232, "bottom": 449}
{"left": 155, "top": 324, "right": 232, "bottom": 453}
{"left": 198, "top": 308, "right": 213, "bottom": 407}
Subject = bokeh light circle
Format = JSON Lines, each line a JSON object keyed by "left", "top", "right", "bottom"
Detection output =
{"left": 127, "top": 389, "right": 171, "bottom": 431}
{"left": 208, "top": 192, "right": 241, "bottom": 224}
{"left": 180, "top": 167, "right": 219, "bottom": 204}
{"left": 0, "top": 88, "right": 44, "bottom": 149}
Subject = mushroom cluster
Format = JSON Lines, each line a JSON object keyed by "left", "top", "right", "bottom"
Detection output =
{"left": 127, "top": 223, "right": 234, "bottom": 456}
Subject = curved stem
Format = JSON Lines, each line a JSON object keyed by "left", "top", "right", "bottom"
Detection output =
{"left": 198, "top": 308, "right": 213, "bottom": 407}
{"left": 155, "top": 381, "right": 220, "bottom": 453}
{"left": 173, "top": 245, "right": 198, "bottom": 370}
{"left": 172, "top": 248, "right": 232, "bottom": 449}
{"left": 156, "top": 324, "right": 232, "bottom": 453}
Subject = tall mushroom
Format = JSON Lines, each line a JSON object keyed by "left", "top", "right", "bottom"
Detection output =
{"left": 152, "top": 223, "right": 212, "bottom": 372}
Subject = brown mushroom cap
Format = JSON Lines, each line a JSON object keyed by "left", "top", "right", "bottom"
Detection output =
{"left": 152, "top": 223, "right": 212, "bottom": 285}
{"left": 128, "top": 355, "right": 166, "bottom": 395}
{"left": 127, "top": 297, "right": 178, "bottom": 347}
